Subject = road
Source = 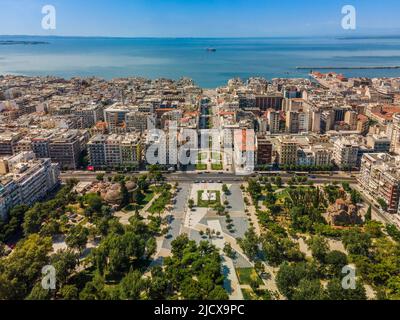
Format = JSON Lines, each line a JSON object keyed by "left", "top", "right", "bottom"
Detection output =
{"left": 61, "top": 171, "right": 359, "bottom": 184}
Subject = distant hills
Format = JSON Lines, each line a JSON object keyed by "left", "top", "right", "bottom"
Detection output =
{"left": 0, "top": 40, "right": 49, "bottom": 46}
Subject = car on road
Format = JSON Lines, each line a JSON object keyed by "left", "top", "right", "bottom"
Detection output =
{"left": 209, "top": 180, "right": 214, "bottom": 183}
{"left": 217, "top": 180, "right": 222, "bottom": 183}
{"left": 201, "top": 180, "right": 206, "bottom": 183}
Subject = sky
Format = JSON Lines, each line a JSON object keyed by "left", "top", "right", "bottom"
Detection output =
{"left": 1, "top": 0, "right": 400, "bottom": 37}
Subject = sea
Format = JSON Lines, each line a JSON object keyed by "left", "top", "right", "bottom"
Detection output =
{"left": 2, "top": 35, "right": 400, "bottom": 88}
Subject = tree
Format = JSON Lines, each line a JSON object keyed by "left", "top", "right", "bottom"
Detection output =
{"left": 237, "top": 228, "right": 260, "bottom": 261}
{"left": 96, "top": 174, "right": 105, "bottom": 181}
{"left": 0, "top": 205, "right": 28, "bottom": 242}
{"left": 119, "top": 270, "right": 146, "bottom": 300}
{"left": 84, "top": 193, "right": 103, "bottom": 213}
{"left": 188, "top": 199, "right": 195, "bottom": 210}
{"left": 342, "top": 230, "right": 371, "bottom": 256}
{"left": 326, "top": 278, "right": 367, "bottom": 300}
{"left": 50, "top": 249, "right": 79, "bottom": 287}
{"left": 364, "top": 221, "right": 384, "bottom": 238}
{"left": 350, "top": 190, "right": 362, "bottom": 205}
{"left": 60, "top": 285, "right": 79, "bottom": 300}
{"left": 0, "top": 234, "right": 52, "bottom": 299}
{"left": 208, "top": 285, "right": 229, "bottom": 300}
{"left": 342, "top": 182, "right": 351, "bottom": 192}
{"left": 365, "top": 205, "right": 372, "bottom": 222}
{"left": 79, "top": 273, "right": 108, "bottom": 300}
{"left": 265, "top": 182, "right": 273, "bottom": 192}
{"left": 325, "top": 250, "right": 348, "bottom": 277}
{"left": 223, "top": 242, "right": 236, "bottom": 259}
{"left": 92, "top": 226, "right": 154, "bottom": 277}
{"left": 148, "top": 266, "right": 172, "bottom": 300}
{"left": 65, "top": 225, "right": 89, "bottom": 251}
{"left": 247, "top": 180, "right": 262, "bottom": 200}
{"left": 377, "top": 198, "right": 388, "bottom": 211}
{"left": 292, "top": 279, "right": 326, "bottom": 300}
{"left": 276, "top": 262, "right": 318, "bottom": 300}
{"left": 26, "top": 283, "right": 52, "bottom": 300}
{"left": 222, "top": 184, "right": 229, "bottom": 195}
{"left": 262, "top": 232, "right": 305, "bottom": 267}
{"left": 264, "top": 192, "right": 277, "bottom": 205}
{"left": 22, "top": 205, "right": 43, "bottom": 236}
{"left": 307, "top": 236, "right": 329, "bottom": 263}
{"left": 120, "top": 181, "right": 130, "bottom": 208}
{"left": 386, "top": 224, "right": 400, "bottom": 242}
{"left": 165, "top": 235, "right": 227, "bottom": 299}
{"left": 275, "top": 176, "right": 283, "bottom": 188}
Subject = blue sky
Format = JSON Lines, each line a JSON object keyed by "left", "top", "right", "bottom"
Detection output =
{"left": 1, "top": 0, "right": 400, "bottom": 37}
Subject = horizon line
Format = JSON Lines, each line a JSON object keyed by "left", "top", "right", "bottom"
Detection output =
{"left": 1, "top": 33, "right": 400, "bottom": 40}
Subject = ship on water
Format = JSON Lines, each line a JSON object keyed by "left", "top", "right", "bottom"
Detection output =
{"left": 206, "top": 48, "right": 217, "bottom": 52}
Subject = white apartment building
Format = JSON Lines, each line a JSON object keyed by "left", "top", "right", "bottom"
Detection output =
{"left": 0, "top": 152, "right": 60, "bottom": 219}
{"left": 359, "top": 153, "right": 400, "bottom": 214}
{"left": 333, "top": 137, "right": 360, "bottom": 169}
{"left": 104, "top": 103, "right": 132, "bottom": 133}
{"left": 126, "top": 110, "right": 156, "bottom": 133}
{"left": 88, "top": 134, "right": 142, "bottom": 169}
{"left": 268, "top": 110, "right": 280, "bottom": 134}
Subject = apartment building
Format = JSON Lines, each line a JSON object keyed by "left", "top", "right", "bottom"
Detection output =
{"left": 87, "top": 134, "right": 107, "bottom": 169}
{"left": 0, "top": 152, "right": 60, "bottom": 219}
{"left": 276, "top": 137, "right": 298, "bottom": 166}
{"left": 255, "top": 94, "right": 283, "bottom": 111}
{"left": 74, "top": 103, "right": 104, "bottom": 129}
{"left": 366, "top": 134, "right": 391, "bottom": 153}
{"left": 333, "top": 137, "right": 360, "bottom": 169}
{"left": 298, "top": 146, "right": 332, "bottom": 167}
{"left": 268, "top": 110, "right": 281, "bottom": 134}
{"left": 389, "top": 113, "right": 400, "bottom": 154}
{"left": 0, "top": 132, "right": 20, "bottom": 156}
{"left": 104, "top": 103, "right": 131, "bottom": 133}
{"left": 256, "top": 135, "right": 273, "bottom": 165}
{"left": 126, "top": 110, "right": 155, "bottom": 133}
{"left": 233, "top": 129, "right": 256, "bottom": 170}
{"left": 88, "top": 133, "right": 142, "bottom": 169}
{"left": 48, "top": 130, "right": 83, "bottom": 170}
{"left": 359, "top": 153, "right": 400, "bottom": 214}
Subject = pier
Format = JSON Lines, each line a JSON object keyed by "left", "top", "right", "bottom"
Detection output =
{"left": 296, "top": 66, "right": 400, "bottom": 70}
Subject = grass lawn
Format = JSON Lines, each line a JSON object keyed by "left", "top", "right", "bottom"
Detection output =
{"left": 235, "top": 268, "right": 263, "bottom": 286}
{"left": 143, "top": 191, "right": 155, "bottom": 203}
{"left": 135, "top": 190, "right": 155, "bottom": 208}
{"left": 148, "top": 191, "right": 172, "bottom": 214}
{"left": 197, "top": 190, "right": 221, "bottom": 207}
{"left": 196, "top": 163, "right": 207, "bottom": 170}
{"left": 211, "top": 163, "right": 223, "bottom": 170}
{"left": 196, "top": 152, "right": 208, "bottom": 170}
{"left": 211, "top": 152, "right": 223, "bottom": 170}
{"left": 276, "top": 190, "right": 289, "bottom": 199}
